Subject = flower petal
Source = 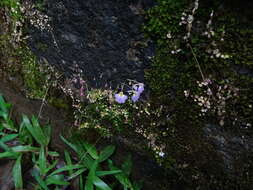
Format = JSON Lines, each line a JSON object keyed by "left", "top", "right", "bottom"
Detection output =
{"left": 131, "top": 92, "right": 140, "bottom": 102}
{"left": 115, "top": 93, "right": 128, "bottom": 104}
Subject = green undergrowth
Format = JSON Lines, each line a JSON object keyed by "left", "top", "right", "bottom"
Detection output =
{"left": 1, "top": 9, "right": 156, "bottom": 172}
{"left": 0, "top": 3, "right": 50, "bottom": 100}
{"left": 75, "top": 89, "right": 136, "bottom": 137}
{"left": 0, "top": 94, "right": 142, "bottom": 190}
{"left": 0, "top": 36, "right": 52, "bottom": 99}
{"left": 0, "top": 0, "right": 22, "bottom": 20}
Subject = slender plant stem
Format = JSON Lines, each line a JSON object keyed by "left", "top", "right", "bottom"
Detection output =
{"left": 188, "top": 43, "right": 205, "bottom": 80}
{"left": 38, "top": 84, "right": 50, "bottom": 119}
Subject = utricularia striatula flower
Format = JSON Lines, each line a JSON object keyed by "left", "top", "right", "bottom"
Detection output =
{"left": 115, "top": 83, "right": 144, "bottom": 103}
{"left": 114, "top": 92, "right": 128, "bottom": 104}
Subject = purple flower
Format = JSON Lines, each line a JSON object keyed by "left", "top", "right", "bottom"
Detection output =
{"left": 133, "top": 83, "right": 144, "bottom": 94}
{"left": 137, "top": 83, "right": 144, "bottom": 94}
{"left": 80, "top": 87, "right": 84, "bottom": 97}
{"left": 131, "top": 92, "right": 140, "bottom": 102}
{"left": 115, "top": 92, "right": 128, "bottom": 104}
{"left": 130, "top": 83, "right": 144, "bottom": 102}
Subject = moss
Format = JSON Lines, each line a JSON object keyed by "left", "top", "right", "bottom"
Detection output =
{"left": 143, "top": 0, "right": 253, "bottom": 187}
{"left": 144, "top": 0, "right": 253, "bottom": 125}
{"left": 48, "top": 97, "right": 69, "bottom": 110}
{"left": 17, "top": 45, "right": 51, "bottom": 99}
{"left": 35, "top": 42, "right": 48, "bottom": 52}
{"left": 1, "top": 5, "right": 50, "bottom": 100}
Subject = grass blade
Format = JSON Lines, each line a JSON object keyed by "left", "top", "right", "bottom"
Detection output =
{"left": 0, "top": 95, "right": 11, "bottom": 113}
{"left": 121, "top": 155, "right": 132, "bottom": 176}
{"left": 0, "top": 151, "right": 19, "bottom": 159}
{"left": 45, "top": 159, "right": 58, "bottom": 174}
{"left": 79, "top": 175, "right": 84, "bottom": 190}
{"left": 48, "top": 165, "right": 85, "bottom": 177}
{"left": 0, "top": 140, "right": 11, "bottom": 151}
{"left": 12, "top": 154, "right": 23, "bottom": 189}
{"left": 12, "top": 145, "right": 39, "bottom": 153}
{"left": 0, "top": 134, "right": 18, "bottom": 142}
{"left": 67, "top": 168, "right": 87, "bottom": 181}
{"left": 108, "top": 160, "right": 132, "bottom": 189}
{"left": 48, "top": 151, "right": 60, "bottom": 157}
{"left": 60, "top": 135, "right": 79, "bottom": 153}
{"left": 96, "top": 170, "right": 122, "bottom": 177}
{"left": 64, "top": 150, "right": 73, "bottom": 175}
{"left": 93, "top": 176, "right": 112, "bottom": 190}
{"left": 32, "top": 169, "right": 50, "bottom": 190}
{"left": 85, "top": 160, "right": 98, "bottom": 190}
{"left": 31, "top": 116, "right": 49, "bottom": 146}
{"left": 98, "top": 145, "right": 115, "bottom": 163}
{"left": 22, "top": 115, "right": 47, "bottom": 146}
{"left": 45, "top": 174, "right": 69, "bottom": 186}
{"left": 83, "top": 142, "right": 98, "bottom": 160}
{"left": 38, "top": 147, "right": 47, "bottom": 176}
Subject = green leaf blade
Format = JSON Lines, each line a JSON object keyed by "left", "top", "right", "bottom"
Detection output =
{"left": 12, "top": 154, "right": 23, "bottom": 189}
{"left": 83, "top": 142, "right": 99, "bottom": 160}
{"left": 93, "top": 176, "right": 112, "bottom": 190}
{"left": 98, "top": 145, "right": 115, "bottom": 163}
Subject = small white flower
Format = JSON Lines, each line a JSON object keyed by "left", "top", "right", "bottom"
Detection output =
{"left": 158, "top": 151, "right": 165, "bottom": 157}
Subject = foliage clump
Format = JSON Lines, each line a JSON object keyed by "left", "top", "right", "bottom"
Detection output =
{"left": 0, "top": 94, "right": 142, "bottom": 190}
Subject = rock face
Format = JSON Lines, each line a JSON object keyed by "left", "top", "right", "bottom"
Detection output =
{"left": 28, "top": 0, "right": 155, "bottom": 89}
{"left": 204, "top": 124, "right": 253, "bottom": 176}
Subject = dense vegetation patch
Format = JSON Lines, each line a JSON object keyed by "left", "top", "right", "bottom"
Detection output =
{"left": 142, "top": 0, "right": 253, "bottom": 188}
{"left": 0, "top": 95, "right": 142, "bottom": 190}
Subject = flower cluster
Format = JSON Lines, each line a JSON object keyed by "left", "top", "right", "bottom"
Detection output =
{"left": 114, "top": 83, "right": 144, "bottom": 104}
{"left": 179, "top": 0, "right": 199, "bottom": 40}
{"left": 202, "top": 10, "right": 215, "bottom": 38}
{"left": 185, "top": 78, "right": 240, "bottom": 126}
{"left": 21, "top": 1, "right": 51, "bottom": 31}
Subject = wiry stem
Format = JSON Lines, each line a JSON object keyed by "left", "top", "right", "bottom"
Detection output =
{"left": 188, "top": 43, "right": 205, "bottom": 80}
{"left": 38, "top": 84, "right": 50, "bottom": 119}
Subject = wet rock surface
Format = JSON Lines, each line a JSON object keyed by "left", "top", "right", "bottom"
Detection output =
{"left": 204, "top": 124, "right": 253, "bottom": 176}
{"left": 28, "top": 0, "right": 155, "bottom": 89}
